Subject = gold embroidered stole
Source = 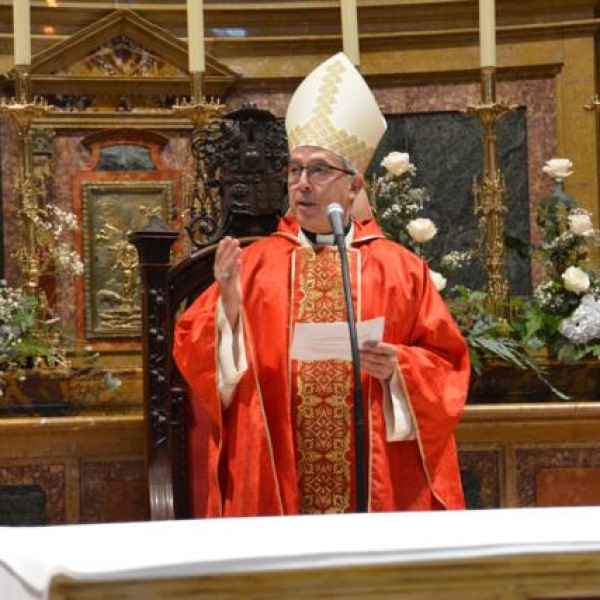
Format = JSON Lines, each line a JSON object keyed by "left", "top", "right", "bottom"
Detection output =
{"left": 291, "top": 246, "right": 358, "bottom": 513}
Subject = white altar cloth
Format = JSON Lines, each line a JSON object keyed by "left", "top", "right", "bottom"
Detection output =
{"left": 2, "top": 506, "right": 600, "bottom": 599}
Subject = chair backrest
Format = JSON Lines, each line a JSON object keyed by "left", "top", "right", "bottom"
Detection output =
{"left": 187, "top": 105, "right": 288, "bottom": 249}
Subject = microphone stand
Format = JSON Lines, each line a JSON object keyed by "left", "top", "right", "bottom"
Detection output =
{"left": 333, "top": 231, "right": 368, "bottom": 514}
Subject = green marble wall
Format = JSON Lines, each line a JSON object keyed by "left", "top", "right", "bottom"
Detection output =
{"left": 368, "top": 109, "right": 531, "bottom": 295}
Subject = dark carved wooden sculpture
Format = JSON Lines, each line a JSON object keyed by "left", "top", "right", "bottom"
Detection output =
{"left": 186, "top": 104, "right": 288, "bottom": 248}
{"left": 130, "top": 106, "right": 286, "bottom": 520}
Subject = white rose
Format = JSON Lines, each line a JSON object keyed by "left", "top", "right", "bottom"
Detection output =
{"left": 429, "top": 270, "right": 447, "bottom": 292}
{"left": 407, "top": 218, "right": 437, "bottom": 243}
{"left": 542, "top": 158, "right": 573, "bottom": 179}
{"left": 562, "top": 266, "right": 590, "bottom": 294}
{"left": 381, "top": 151, "right": 412, "bottom": 177}
{"left": 568, "top": 213, "right": 594, "bottom": 237}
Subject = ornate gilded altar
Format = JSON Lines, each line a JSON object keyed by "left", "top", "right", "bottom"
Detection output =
{"left": 1, "top": 3, "right": 600, "bottom": 527}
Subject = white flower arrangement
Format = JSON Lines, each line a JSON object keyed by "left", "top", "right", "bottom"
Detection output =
{"left": 440, "top": 250, "right": 474, "bottom": 272}
{"left": 0, "top": 275, "right": 119, "bottom": 396}
{"left": 559, "top": 294, "right": 600, "bottom": 345}
{"left": 0, "top": 280, "right": 68, "bottom": 387}
{"left": 380, "top": 151, "right": 413, "bottom": 177}
{"left": 568, "top": 211, "right": 594, "bottom": 237}
{"left": 524, "top": 158, "right": 600, "bottom": 360}
{"left": 371, "top": 151, "right": 469, "bottom": 274}
{"left": 371, "top": 151, "right": 600, "bottom": 379}
{"left": 369, "top": 151, "right": 433, "bottom": 256}
{"left": 562, "top": 266, "right": 591, "bottom": 295}
{"left": 30, "top": 204, "right": 84, "bottom": 276}
{"left": 407, "top": 217, "right": 437, "bottom": 244}
{"left": 0, "top": 200, "right": 98, "bottom": 393}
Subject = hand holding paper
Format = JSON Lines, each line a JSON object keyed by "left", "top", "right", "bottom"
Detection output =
{"left": 290, "top": 316, "right": 385, "bottom": 361}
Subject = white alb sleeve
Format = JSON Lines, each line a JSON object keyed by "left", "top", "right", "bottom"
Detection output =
{"left": 382, "top": 369, "right": 416, "bottom": 441}
{"left": 216, "top": 300, "right": 248, "bottom": 409}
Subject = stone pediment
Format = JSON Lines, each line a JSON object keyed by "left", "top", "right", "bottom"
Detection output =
{"left": 25, "top": 9, "right": 239, "bottom": 104}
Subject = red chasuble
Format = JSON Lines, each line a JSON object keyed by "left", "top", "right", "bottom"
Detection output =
{"left": 174, "top": 216, "right": 470, "bottom": 517}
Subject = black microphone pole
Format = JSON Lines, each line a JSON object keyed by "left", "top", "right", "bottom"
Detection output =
{"left": 326, "top": 203, "right": 367, "bottom": 513}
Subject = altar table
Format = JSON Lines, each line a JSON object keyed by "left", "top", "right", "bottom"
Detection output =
{"left": 2, "top": 506, "right": 600, "bottom": 599}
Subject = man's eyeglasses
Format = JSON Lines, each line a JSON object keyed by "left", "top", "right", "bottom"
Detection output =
{"left": 287, "top": 162, "right": 355, "bottom": 184}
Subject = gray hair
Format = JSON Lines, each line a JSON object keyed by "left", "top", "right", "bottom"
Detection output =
{"left": 341, "top": 156, "right": 358, "bottom": 175}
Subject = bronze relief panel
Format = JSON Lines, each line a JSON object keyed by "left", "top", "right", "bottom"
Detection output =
{"left": 82, "top": 180, "right": 173, "bottom": 338}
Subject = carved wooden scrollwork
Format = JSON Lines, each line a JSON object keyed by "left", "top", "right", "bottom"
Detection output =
{"left": 186, "top": 104, "right": 288, "bottom": 248}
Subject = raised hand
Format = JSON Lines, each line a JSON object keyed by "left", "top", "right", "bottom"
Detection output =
{"left": 214, "top": 236, "right": 243, "bottom": 330}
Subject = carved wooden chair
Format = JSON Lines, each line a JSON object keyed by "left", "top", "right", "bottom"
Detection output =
{"left": 130, "top": 106, "right": 287, "bottom": 519}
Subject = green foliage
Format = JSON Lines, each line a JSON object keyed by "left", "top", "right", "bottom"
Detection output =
{"left": 520, "top": 302, "right": 563, "bottom": 351}
{"left": 0, "top": 199, "right": 119, "bottom": 395}
{"left": 558, "top": 341, "right": 600, "bottom": 363}
{"left": 445, "top": 287, "right": 570, "bottom": 399}
{"left": 447, "top": 286, "right": 523, "bottom": 371}
{"left": 0, "top": 282, "right": 116, "bottom": 395}
{"left": 0, "top": 284, "right": 66, "bottom": 373}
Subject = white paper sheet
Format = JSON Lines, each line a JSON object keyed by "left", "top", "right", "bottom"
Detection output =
{"left": 290, "top": 316, "right": 385, "bottom": 360}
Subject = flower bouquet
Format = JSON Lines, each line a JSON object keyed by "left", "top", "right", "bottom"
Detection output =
{"left": 1, "top": 202, "right": 119, "bottom": 398}
{"left": 521, "top": 158, "right": 600, "bottom": 362}
{"left": 369, "top": 151, "right": 447, "bottom": 290}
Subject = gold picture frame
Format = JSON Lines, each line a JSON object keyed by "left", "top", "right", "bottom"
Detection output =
{"left": 82, "top": 180, "right": 173, "bottom": 338}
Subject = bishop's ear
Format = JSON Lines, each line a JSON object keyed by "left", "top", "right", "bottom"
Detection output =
{"left": 352, "top": 188, "right": 374, "bottom": 221}
{"left": 350, "top": 173, "right": 365, "bottom": 193}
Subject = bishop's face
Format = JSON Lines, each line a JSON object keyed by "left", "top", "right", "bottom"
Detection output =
{"left": 287, "top": 146, "right": 363, "bottom": 234}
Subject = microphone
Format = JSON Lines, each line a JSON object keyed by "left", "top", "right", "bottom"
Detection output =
{"left": 326, "top": 203, "right": 346, "bottom": 244}
{"left": 326, "top": 201, "right": 367, "bottom": 513}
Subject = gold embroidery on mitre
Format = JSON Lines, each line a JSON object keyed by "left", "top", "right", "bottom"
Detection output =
{"left": 287, "top": 61, "right": 374, "bottom": 171}
{"left": 294, "top": 247, "right": 352, "bottom": 514}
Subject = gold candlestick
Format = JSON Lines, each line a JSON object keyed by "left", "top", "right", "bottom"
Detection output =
{"left": 0, "top": 94, "right": 52, "bottom": 295}
{"left": 466, "top": 67, "right": 518, "bottom": 317}
{"left": 171, "top": 75, "right": 224, "bottom": 129}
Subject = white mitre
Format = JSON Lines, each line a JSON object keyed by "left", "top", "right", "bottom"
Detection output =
{"left": 285, "top": 52, "right": 387, "bottom": 173}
